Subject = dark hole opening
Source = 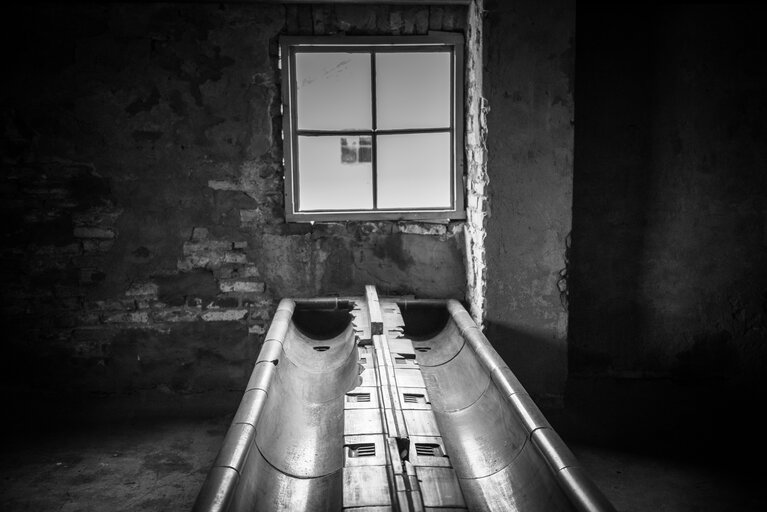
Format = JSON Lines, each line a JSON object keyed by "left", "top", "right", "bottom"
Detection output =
{"left": 400, "top": 305, "right": 450, "bottom": 340}
{"left": 347, "top": 443, "right": 376, "bottom": 457}
{"left": 313, "top": 346, "right": 330, "bottom": 352}
{"left": 292, "top": 306, "right": 353, "bottom": 340}
{"left": 415, "top": 443, "right": 444, "bottom": 457}
{"left": 396, "top": 437, "right": 410, "bottom": 461}
{"left": 403, "top": 393, "right": 426, "bottom": 404}
{"left": 347, "top": 392, "right": 371, "bottom": 403}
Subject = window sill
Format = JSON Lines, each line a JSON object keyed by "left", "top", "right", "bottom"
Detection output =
{"left": 286, "top": 210, "right": 466, "bottom": 223}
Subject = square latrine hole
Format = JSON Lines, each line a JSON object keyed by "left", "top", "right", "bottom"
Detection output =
{"left": 403, "top": 393, "right": 427, "bottom": 404}
{"left": 414, "top": 443, "right": 445, "bottom": 457}
{"left": 346, "top": 443, "right": 376, "bottom": 458}
{"left": 346, "top": 392, "right": 371, "bottom": 403}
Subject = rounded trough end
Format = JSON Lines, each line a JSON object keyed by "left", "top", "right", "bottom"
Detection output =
{"left": 435, "top": 383, "right": 529, "bottom": 478}
{"left": 252, "top": 310, "right": 360, "bottom": 480}
{"left": 412, "top": 318, "right": 466, "bottom": 367}
{"left": 400, "top": 302, "right": 451, "bottom": 341}
{"left": 457, "top": 439, "right": 574, "bottom": 512}
{"left": 291, "top": 304, "right": 354, "bottom": 340}
{"left": 230, "top": 447, "right": 344, "bottom": 511}
{"left": 283, "top": 320, "right": 359, "bottom": 377}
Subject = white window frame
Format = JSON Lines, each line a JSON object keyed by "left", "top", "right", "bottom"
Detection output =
{"left": 280, "top": 34, "right": 465, "bottom": 222}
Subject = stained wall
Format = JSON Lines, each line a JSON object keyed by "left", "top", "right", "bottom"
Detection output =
{"left": 483, "top": 0, "right": 575, "bottom": 406}
{"left": 0, "top": 3, "right": 469, "bottom": 423}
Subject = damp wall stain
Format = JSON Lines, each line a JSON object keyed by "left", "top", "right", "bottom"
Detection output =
{"left": 0, "top": 2, "right": 468, "bottom": 421}
{"left": 484, "top": 0, "right": 575, "bottom": 405}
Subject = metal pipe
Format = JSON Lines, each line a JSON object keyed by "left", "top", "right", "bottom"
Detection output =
{"left": 291, "top": 297, "right": 356, "bottom": 310}
{"left": 393, "top": 298, "right": 450, "bottom": 309}
{"left": 192, "top": 299, "right": 294, "bottom": 512}
{"left": 194, "top": 292, "right": 616, "bottom": 512}
{"left": 444, "top": 299, "right": 617, "bottom": 512}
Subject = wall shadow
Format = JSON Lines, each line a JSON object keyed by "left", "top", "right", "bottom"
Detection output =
{"left": 569, "top": 2, "right": 655, "bottom": 375}
{"left": 484, "top": 321, "right": 568, "bottom": 409}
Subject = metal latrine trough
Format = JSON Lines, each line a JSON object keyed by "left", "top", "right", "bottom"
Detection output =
{"left": 193, "top": 286, "right": 615, "bottom": 512}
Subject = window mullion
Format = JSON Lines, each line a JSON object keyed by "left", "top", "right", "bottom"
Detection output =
{"left": 289, "top": 47, "right": 301, "bottom": 213}
{"left": 371, "top": 51, "right": 378, "bottom": 211}
{"left": 450, "top": 47, "right": 456, "bottom": 209}
{"left": 282, "top": 35, "right": 466, "bottom": 222}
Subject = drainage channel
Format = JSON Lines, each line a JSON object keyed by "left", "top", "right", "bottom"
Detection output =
{"left": 342, "top": 285, "right": 467, "bottom": 511}
{"left": 193, "top": 286, "right": 616, "bottom": 512}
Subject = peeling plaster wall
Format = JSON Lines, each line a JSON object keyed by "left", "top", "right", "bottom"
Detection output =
{"left": 483, "top": 0, "right": 575, "bottom": 406}
{"left": 464, "top": 0, "right": 489, "bottom": 327}
{"left": 0, "top": 3, "right": 468, "bottom": 422}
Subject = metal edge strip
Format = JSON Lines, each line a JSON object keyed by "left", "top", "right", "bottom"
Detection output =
{"left": 445, "top": 299, "right": 616, "bottom": 512}
{"left": 192, "top": 299, "right": 296, "bottom": 511}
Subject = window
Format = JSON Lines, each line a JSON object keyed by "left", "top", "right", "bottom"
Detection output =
{"left": 280, "top": 35, "right": 465, "bottom": 222}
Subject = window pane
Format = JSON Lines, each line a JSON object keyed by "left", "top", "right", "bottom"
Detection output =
{"left": 295, "top": 52, "right": 372, "bottom": 130}
{"left": 297, "top": 135, "right": 373, "bottom": 211}
{"left": 377, "top": 132, "right": 452, "bottom": 209}
{"left": 376, "top": 52, "right": 451, "bottom": 130}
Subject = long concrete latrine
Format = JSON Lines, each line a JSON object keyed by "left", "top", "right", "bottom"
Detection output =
{"left": 193, "top": 285, "right": 615, "bottom": 512}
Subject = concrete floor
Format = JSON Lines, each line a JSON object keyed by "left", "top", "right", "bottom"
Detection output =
{"left": 0, "top": 415, "right": 762, "bottom": 512}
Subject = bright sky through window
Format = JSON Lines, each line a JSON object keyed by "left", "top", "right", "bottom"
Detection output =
{"left": 295, "top": 53, "right": 372, "bottom": 131}
{"left": 281, "top": 35, "right": 464, "bottom": 221}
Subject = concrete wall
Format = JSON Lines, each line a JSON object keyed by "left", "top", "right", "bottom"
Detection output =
{"left": 568, "top": 4, "right": 767, "bottom": 455}
{"left": 483, "top": 0, "right": 575, "bottom": 406}
{"left": 0, "top": 3, "right": 468, "bottom": 422}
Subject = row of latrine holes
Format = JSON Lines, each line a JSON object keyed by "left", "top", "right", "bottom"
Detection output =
{"left": 360, "top": 355, "right": 420, "bottom": 364}
{"left": 346, "top": 340, "right": 441, "bottom": 458}
{"left": 403, "top": 393, "right": 426, "bottom": 404}
{"left": 347, "top": 442, "right": 444, "bottom": 458}
{"left": 415, "top": 443, "right": 444, "bottom": 457}
{"left": 347, "top": 443, "right": 376, "bottom": 458}
{"left": 314, "top": 346, "right": 431, "bottom": 354}
{"left": 346, "top": 392, "right": 427, "bottom": 404}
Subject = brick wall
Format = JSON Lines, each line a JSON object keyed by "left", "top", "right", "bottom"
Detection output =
{"left": 0, "top": 3, "right": 468, "bottom": 421}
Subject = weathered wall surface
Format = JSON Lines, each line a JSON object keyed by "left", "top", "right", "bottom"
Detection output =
{"left": 483, "top": 0, "right": 575, "bottom": 406}
{"left": 0, "top": 3, "right": 467, "bottom": 422}
{"left": 568, "top": 4, "right": 767, "bottom": 454}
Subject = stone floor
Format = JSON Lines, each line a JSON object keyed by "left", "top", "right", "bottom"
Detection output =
{"left": 0, "top": 414, "right": 762, "bottom": 512}
{"left": 0, "top": 417, "right": 226, "bottom": 512}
